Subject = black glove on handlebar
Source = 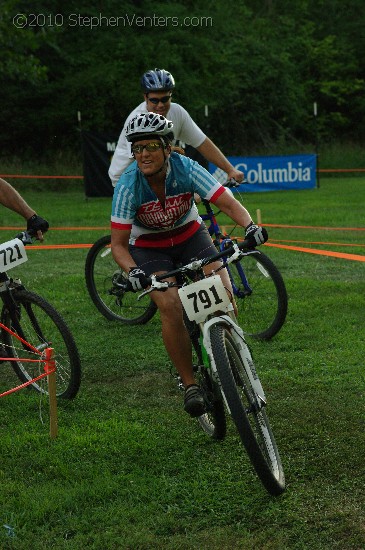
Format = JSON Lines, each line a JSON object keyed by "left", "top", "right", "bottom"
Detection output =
{"left": 27, "top": 214, "right": 49, "bottom": 234}
{"left": 245, "top": 222, "right": 268, "bottom": 247}
{"left": 128, "top": 267, "right": 149, "bottom": 292}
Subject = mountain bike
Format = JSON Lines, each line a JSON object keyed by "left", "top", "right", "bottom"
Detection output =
{"left": 85, "top": 182, "right": 288, "bottom": 339}
{"left": 0, "top": 231, "right": 81, "bottom": 399}
{"left": 124, "top": 236, "right": 286, "bottom": 496}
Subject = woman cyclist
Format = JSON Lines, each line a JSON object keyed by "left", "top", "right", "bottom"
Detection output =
{"left": 110, "top": 113, "right": 267, "bottom": 417}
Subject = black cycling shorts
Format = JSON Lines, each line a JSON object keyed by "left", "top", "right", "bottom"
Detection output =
{"left": 129, "top": 225, "right": 219, "bottom": 277}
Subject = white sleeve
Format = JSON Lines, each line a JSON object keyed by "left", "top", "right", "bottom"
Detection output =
{"left": 171, "top": 104, "right": 206, "bottom": 149}
{"left": 108, "top": 126, "right": 133, "bottom": 187}
{"left": 108, "top": 103, "right": 147, "bottom": 187}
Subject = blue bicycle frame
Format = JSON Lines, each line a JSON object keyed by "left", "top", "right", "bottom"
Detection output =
{"left": 200, "top": 199, "right": 253, "bottom": 299}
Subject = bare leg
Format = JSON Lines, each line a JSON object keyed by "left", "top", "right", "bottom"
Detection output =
{"left": 150, "top": 281, "right": 196, "bottom": 386}
{"left": 150, "top": 265, "right": 235, "bottom": 385}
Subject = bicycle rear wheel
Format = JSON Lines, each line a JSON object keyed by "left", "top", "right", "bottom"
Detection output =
{"left": 210, "top": 324, "right": 285, "bottom": 495}
{"left": 230, "top": 250, "right": 288, "bottom": 340}
{"left": 1, "top": 289, "right": 81, "bottom": 399}
{"left": 85, "top": 235, "right": 157, "bottom": 324}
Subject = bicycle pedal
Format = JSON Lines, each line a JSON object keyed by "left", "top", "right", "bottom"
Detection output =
{"left": 193, "top": 363, "right": 206, "bottom": 371}
{"left": 169, "top": 366, "right": 184, "bottom": 391}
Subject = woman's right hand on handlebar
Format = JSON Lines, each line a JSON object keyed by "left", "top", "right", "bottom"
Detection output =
{"left": 27, "top": 214, "right": 49, "bottom": 242}
{"left": 128, "top": 267, "right": 149, "bottom": 291}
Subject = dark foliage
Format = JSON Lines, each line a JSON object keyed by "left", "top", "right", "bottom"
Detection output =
{"left": 1, "top": 0, "right": 364, "bottom": 159}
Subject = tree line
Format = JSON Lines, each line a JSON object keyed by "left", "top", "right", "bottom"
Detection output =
{"left": 1, "top": 0, "right": 364, "bottom": 159}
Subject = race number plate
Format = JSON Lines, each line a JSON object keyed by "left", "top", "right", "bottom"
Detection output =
{"left": 178, "top": 275, "right": 231, "bottom": 323}
{"left": 0, "top": 238, "right": 28, "bottom": 273}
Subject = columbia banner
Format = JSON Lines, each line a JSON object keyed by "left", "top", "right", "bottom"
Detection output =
{"left": 210, "top": 154, "right": 317, "bottom": 192}
{"left": 82, "top": 130, "right": 317, "bottom": 196}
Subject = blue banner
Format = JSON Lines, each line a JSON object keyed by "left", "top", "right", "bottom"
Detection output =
{"left": 209, "top": 154, "right": 317, "bottom": 192}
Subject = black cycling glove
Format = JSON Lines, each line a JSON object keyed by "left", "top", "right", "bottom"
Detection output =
{"left": 27, "top": 214, "right": 49, "bottom": 234}
{"left": 128, "top": 267, "right": 149, "bottom": 291}
{"left": 245, "top": 222, "right": 268, "bottom": 247}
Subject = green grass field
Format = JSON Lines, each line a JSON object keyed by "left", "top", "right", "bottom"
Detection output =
{"left": 0, "top": 178, "right": 364, "bottom": 549}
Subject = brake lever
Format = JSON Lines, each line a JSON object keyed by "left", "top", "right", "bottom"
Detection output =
{"left": 137, "top": 277, "right": 170, "bottom": 300}
{"left": 226, "top": 242, "right": 243, "bottom": 263}
{"left": 225, "top": 178, "right": 248, "bottom": 188}
{"left": 15, "top": 230, "right": 35, "bottom": 245}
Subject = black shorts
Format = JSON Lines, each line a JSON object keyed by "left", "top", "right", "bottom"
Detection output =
{"left": 129, "top": 225, "right": 218, "bottom": 277}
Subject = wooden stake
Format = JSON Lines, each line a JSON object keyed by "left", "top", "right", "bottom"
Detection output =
{"left": 45, "top": 348, "right": 58, "bottom": 439}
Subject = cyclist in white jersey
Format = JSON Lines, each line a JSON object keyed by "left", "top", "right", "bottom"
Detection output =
{"left": 108, "top": 68, "right": 244, "bottom": 186}
{"left": 111, "top": 113, "right": 267, "bottom": 417}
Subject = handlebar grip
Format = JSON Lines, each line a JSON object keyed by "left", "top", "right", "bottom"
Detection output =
{"left": 15, "top": 230, "right": 35, "bottom": 244}
{"left": 224, "top": 178, "right": 246, "bottom": 188}
{"left": 120, "top": 277, "right": 152, "bottom": 291}
{"left": 238, "top": 238, "right": 254, "bottom": 249}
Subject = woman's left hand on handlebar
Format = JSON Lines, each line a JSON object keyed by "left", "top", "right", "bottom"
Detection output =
{"left": 245, "top": 222, "right": 268, "bottom": 246}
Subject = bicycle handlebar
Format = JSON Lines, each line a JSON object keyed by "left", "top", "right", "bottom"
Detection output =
{"left": 224, "top": 178, "right": 246, "bottom": 188}
{"left": 15, "top": 230, "right": 36, "bottom": 245}
{"left": 155, "top": 236, "right": 253, "bottom": 281}
{"left": 122, "top": 237, "right": 256, "bottom": 296}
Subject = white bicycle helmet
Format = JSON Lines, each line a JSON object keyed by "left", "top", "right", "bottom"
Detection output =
{"left": 125, "top": 113, "right": 174, "bottom": 143}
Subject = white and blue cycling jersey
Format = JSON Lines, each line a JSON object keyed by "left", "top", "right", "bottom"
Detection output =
{"left": 111, "top": 152, "right": 226, "bottom": 248}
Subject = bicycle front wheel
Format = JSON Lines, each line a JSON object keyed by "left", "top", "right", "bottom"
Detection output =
{"left": 230, "top": 250, "right": 288, "bottom": 340}
{"left": 1, "top": 289, "right": 81, "bottom": 399}
{"left": 85, "top": 235, "right": 157, "bottom": 324}
{"left": 210, "top": 324, "right": 285, "bottom": 495}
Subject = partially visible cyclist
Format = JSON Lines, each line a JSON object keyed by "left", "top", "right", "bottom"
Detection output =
{"left": 109, "top": 67, "right": 244, "bottom": 186}
{"left": 110, "top": 113, "right": 267, "bottom": 418}
{"left": 0, "top": 177, "right": 49, "bottom": 241}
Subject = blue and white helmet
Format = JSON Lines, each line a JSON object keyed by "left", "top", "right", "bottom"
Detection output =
{"left": 141, "top": 68, "right": 175, "bottom": 92}
{"left": 125, "top": 113, "right": 174, "bottom": 143}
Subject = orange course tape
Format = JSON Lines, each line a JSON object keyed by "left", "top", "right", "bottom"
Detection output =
{"left": 5, "top": 239, "right": 365, "bottom": 260}
{"left": 264, "top": 242, "right": 365, "bottom": 261}
{"left": 262, "top": 224, "right": 365, "bottom": 231}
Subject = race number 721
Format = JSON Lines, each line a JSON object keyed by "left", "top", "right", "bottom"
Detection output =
{"left": 0, "top": 238, "right": 28, "bottom": 273}
{"left": 178, "top": 275, "right": 231, "bottom": 323}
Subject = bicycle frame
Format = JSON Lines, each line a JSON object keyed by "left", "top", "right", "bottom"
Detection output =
{"left": 201, "top": 198, "right": 256, "bottom": 297}
{"left": 201, "top": 199, "right": 225, "bottom": 242}
{"left": 0, "top": 318, "right": 56, "bottom": 397}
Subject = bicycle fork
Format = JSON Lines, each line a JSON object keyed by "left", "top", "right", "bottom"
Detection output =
{"left": 201, "top": 315, "right": 267, "bottom": 412}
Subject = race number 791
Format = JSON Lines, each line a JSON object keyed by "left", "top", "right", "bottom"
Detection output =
{"left": 178, "top": 275, "right": 231, "bottom": 323}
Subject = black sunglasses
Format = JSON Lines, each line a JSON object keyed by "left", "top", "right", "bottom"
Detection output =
{"left": 147, "top": 94, "right": 172, "bottom": 105}
{"left": 131, "top": 142, "right": 163, "bottom": 154}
